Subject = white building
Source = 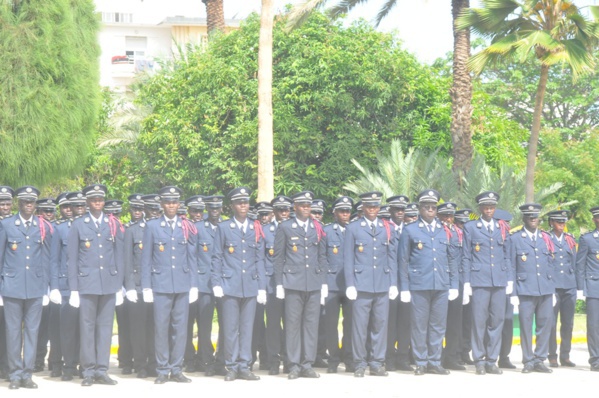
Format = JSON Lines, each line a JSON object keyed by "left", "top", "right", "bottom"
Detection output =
{"left": 95, "top": 0, "right": 239, "bottom": 90}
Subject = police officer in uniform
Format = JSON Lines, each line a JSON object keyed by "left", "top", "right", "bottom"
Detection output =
{"left": 123, "top": 194, "right": 157, "bottom": 378}
{"left": 264, "top": 195, "right": 292, "bottom": 375}
{"left": 403, "top": 203, "right": 419, "bottom": 224}
{"left": 211, "top": 187, "right": 265, "bottom": 381}
{"left": 0, "top": 186, "right": 14, "bottom": 381}
{"left": 345, "top": 192, "right": 398, "bottom": 377}
{"left": 67, "top": 184, "right": 124, "bottom": 386}
{"left": 323, "top": 196, "right": 353, "bottom": 373}
{"left": 386, "top": 194, "right": 413, "bottom": 371}
{"left": 141, "top": 187, "right": 199, "bottom": 384}
{"left": 454, "top": 208, "right": 474, "bottom": 366}
{"left": 0, "top": 186, "right": 51, "bottom": 389}
{"left": 546, "top": 210, "right": 578, "bottom": 368}
{"left": 508, "top": 203, "right": 555, "bottom": 373}
{"left": 274, "top": 191, "right": 328, "bottom": 379}
{"left": 50, "top": 191, "right": 85, "bottom": 381}
{"left": 462, "top": 192, "right": 511, "bottom": 375}
{"left": 575, "top": 206, "right": 599, "bottom": 371}
{"left": 398, "top": 189, "right": 459, "bottom": 376}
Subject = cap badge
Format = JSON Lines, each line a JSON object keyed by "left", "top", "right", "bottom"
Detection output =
{"left": 528, "top": 205, "right": 534, "bottom": 210}
{"left": 170, "top": 188, "right": 175, "bottom": 193}
{"left": 77, "top": 193, "right": 83, "bottom": 198}
{"left": 447, "top": 203, "right": 453, "bottom": 208}
{"left": 1, "top": 188, "right": 5, "bottom": 193}
{"left": 26, "top": 187, "right": 32, "bottom": 193}
{"left": 240, "top": 188, "right": 246, "bottom": 194}
{"left": 343, "top": 198, "right": 348, "bottom": 202}
{"left": 489, "top": 193, "right": 494, "bottom": 198}
{"left": 94, "top": 186, "right": 100, "bottom": 191}
{"left": 428, "top": 191, "right": 433, "bottom": 196}
{"left": 371, "top": 193, "right": 376, "bottom": 199}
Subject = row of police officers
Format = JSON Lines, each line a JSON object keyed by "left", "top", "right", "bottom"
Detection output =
{"left": 0, "top": 183, "right": 599, "bottom": 389}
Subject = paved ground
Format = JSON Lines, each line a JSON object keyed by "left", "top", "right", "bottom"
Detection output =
{"left": 3, "top": 343, "right": 597, "bottom": 397}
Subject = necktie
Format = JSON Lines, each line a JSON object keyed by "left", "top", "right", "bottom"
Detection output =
{"left": 371, "top": 223, "right": 376, "bottom": 235}
{"left": 25, "top": 221, "right": 31, "bottom": 230}
{"left": 532, "top": 234, "right": 536, "bottom": 243}
{"left": 95, "top": 221, "right": 100, "bottom": 229}
{"left": 304, "top": 223, "right": 308, "bottom": 234}
{"left": 167, "top": 220, "right": 174, "bottom": 230}
{"left": 427, "top": 224, "right": 433, "bottom": 235}
{"left": 487, "top": 225, "right": 492, "bottom": 234}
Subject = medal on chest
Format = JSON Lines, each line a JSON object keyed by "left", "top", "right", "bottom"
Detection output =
{"left": 229, "top": 246, "right": 235, "bottom": 254}
{"left": 11, "top": 243, "right": 17, "bottom": 251}
{"left": 85, "top": 240, "right": 91, "bottom": 249}
{"left": 159, "top": 244, "right": 164, "bottom": 252}
{"left": 596, "top": 253, "right": 599, "bottom": 260}
{"left": 521, "top": 253, "right": 527, "bottom": 262}
{"left": 475, "top": 243, "right": 480, "bottom": 252}
{"left": 358, "top": 243, "right": 364, "bottom": 253}
{"left": 269, "top": 248, "right": 274, "bottom": 256}
{"left": 292, "top": 244, "right": 298, "bottom": 253}
{"left": 203, "top": 244, "right": 208, "bottom": 252}
{"left": 417, "top": 242, "right": 423, "bottom": 250}
{"left": 333, "top": 246, "right": 338, "bottom": 255}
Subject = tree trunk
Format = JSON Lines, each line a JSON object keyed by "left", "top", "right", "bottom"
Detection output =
{"left": 257, "top": 0, "right": 274, "bottom": 201}
{"left": 524, "top": 64, "right": 550, "bottom": 202}
{"left": 450, "top": 0, "right": 473, "bottom": 186}
{"left": 203, "top": 0, "right": 225, "bottom": 36}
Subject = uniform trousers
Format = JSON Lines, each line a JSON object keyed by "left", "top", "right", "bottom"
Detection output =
{"left": 352, "top": 291, "right": 388, "bottom": 370}
{"left": 586, "top": 297, "right": 599, "bottom": 367}
{"left": 127, "top": 299, "right": 155, "bottom": 372}
{"left": 222, "top": 296, "right": 257, "bottom": 372}
{"left": 461, "top": 300, "right": 472, "bottom": 359}
{"left": 0, "top": 307, "right": 7, "bottom": 375}
{"left": 184, "top": 300, "right": 200, "bottom": 367}
{"left": 196, "top": 292, "right": 216, "bottom": 368}
{"left": 411, "top": 290, "right": 448, "bottom": 367}
{"left": 47, "top": 302, "right": 63, "bottom": 371}
{"left": 471, "top": 287, "right": 506, "bottom": 365}
{"left": 4, "top": 297, "right": 42, "bottom": 381}
{"left": 549, "top": 287, "right": 576, "bottom": 361}
{"left": 443, "top": 284, "right": 464, "bottom": 364}
{"left": 60, "top": 296, "right": 80, "bottom": 376}
{"left": 79, "top": 294, "right": 116, "bottom": 378}
{"left": 153, "top": 292, "right": 189, "bottom": 376}
{"left": 499, "top": 297, "right": 514, "bottom": 360}
{"left": 386, "top": 297, "right": 398, "bottom": 364}
{"left": 116, "top": 300, "right": 132, "bottom": 368}
{"left": 34, "top": 305, "right": 49, "bottom": 368}
{"left": 252, "top": 303, "right": 266, "bottom": 365}
{"left": 518, "top": 294, "right": 553, "bottom": 365}
{"left": 323, "top": 290, "right": 352, "bottom": 367}
{"left": 285, "top": 289, "right": 320, "bottom": 372}
{"left": 265, "top": 292, "right": 284, "bottom": 368}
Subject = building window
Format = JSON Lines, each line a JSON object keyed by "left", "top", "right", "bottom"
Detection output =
{"left": 102, "top": 12, "right": 133, "bottom": 23}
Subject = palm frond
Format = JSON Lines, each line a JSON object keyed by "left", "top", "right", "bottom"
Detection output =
{"left": 374, "top": 0, "right": 398, "bottom": 27}
{"left": 285, "top": 0, "right": 329, "bottom": 31}
{"left": 328, "top": 0, "right": 370, "bottom": 19}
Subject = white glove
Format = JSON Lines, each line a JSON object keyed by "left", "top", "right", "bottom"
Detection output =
{"left": 463, "top": 283, "right": 472, "bottom": 297}
{"left": 142, "top": 288, "right": 154, "bottom": 303}
{"left": 553, "top": 294, "right": 557, "bottom": 307}
{"left": 69, "top": 291, "right": 80, "bottom": 308}
{"left": 213, "top": 286, "right": 224, "bottom": 298}
{"left": 346, "top": 286, "right": 358, "bottom": 301}
{"left": 577, "top": 290, "right": 585, "bottom": 301}
{"left": 506, "top": 281, "right": 514, "bottom": 295}
{"left": 448, "top": 289, "right": 459, "bottom": 301}
{"left": 126, "top": 290, "right": 138, "bottom": 303}
{"left": 276, "top": 285, "right": 285, "bottom": 299}
{"left": 389, "top": 286, "right": 399, "bottom": 300}
{"left": 257, "top": 290, "right": 267, "bottom": 305}
{"left": 400, "top": 291, "right": 411, "bottom": 303}
{"left": 462, "top": 293, "right": 470, "bottom": 305}
{"left": 510, "top": 296, "right": 519, "bottom": 307}
{"left": 189, "top": 287, "right": 199, "bottom": 303}
{"left": 115, "top": 290, "right": 124, "bottom": 306}
{"left": 321, "top": 284, "right": 328, "bottom": 299}
{"left": 49, "top": 289, "right": 62, "bottom": 305}
{"left": 0, "top": 295, "right": 2, "bottom": 306}
{"left": 42, "top": 295, "right": 50, "bottom": 306}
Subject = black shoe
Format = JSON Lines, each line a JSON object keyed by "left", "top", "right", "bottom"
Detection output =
{"left": 154, "top": 374, "right": 168, "bottom": 384}
{"left": 81, "top": 376, "right": 94, "bottom": 386}
{"left": 21, "top": 378, "right": 38, "bottom": 389}
{"left": 184, "top": 364, "right": 196, "bottom": 373}
{"left": 549, "top": 358, "right": 559, "bottom": 368}
{"left": 327, "top": 366, "right": 338, "bottom": 374}
{"left": 204, "top": 366, "right": 215, "bottom": 377}
{"left": 533, "top": 363, "right": 552, "bottom": 373}
{"left": 300, "top": 368, "right": 320, "bottom": 378}
{"left": 121, "top": 367, "right": 133, "bottom": 375}
{"left": 51, "top": 369, "right": 62, "bottom": 378}
{"left": 288, "top": 369, "right": 300, "bottom": 380}
{"left": 591, "top": 365, "right": 599, "bottom": 372}
{"left": 313, "top": 358, "right": 328, "bottom": 368}
{"left": 95, "top": 374, "right": 118, "bottom": 385}
{"left": 397, "top": 362, "right": 414, "bottom": 371}
{"left": 238, "top": 370, "right": 260, "bottom": 380}
{"left": 427, "top": 364, "right": 450, "bottom": 375}
{"left": 370, "top": 366, "right": 388, "bottom": 376}
{"left": 461, "top": 354, "right": 474, "bottom": 365}
{"left": 521, "top": 364, "right": 534, "bottom": 374}
{"left": 146, "top": 369, "right": 158, "bottom": 377}
{"left": 354, "top": 368, "right": 365, "bottom": 378}
{"left": 485, "top": 364, "right": 503, "bottom": 374}
{"left": 268, "top": 366, "right": 279, "bottom": 375}
{"left": 560, "top": 359, "right": 576, "bottom": 367}
{"left": 259, "top": 362, "right": 269, "bottom": 371}
{"left": 443, "top": 361, "right": 466, "bottom": 371}
{"left": 475, "top": 365, "right": 486, "bottom": 375}
{"left": 170, "top": 373, "right": 192, "bottom": 383}
{"left": 498, "top": 358, "right": 516, "bottom": 369}
{"left": 8, "top": 380, "right": 20, "bottom": 389}
{"left": 61, "top": 374, "right": 74, "bottom": 381}
{"left": 344, "top": 363, "right": 356, "bottom": 373}
{"left": 136, "top": 369, "right": 148, "bottom": 379}
{"left": 386, "top": 362, "right": 396, "bottom": 371}
{"left": 414, "top": 366, "right": 426, "bottom": 376}
{"left": 224, "top": 370, "right": 237, "bottom": 381}
{"left": 33, "top": 364, "right": 44, "bottom": 373}
{"left": 283, "top": 365, "right": 290, "bottom": 374}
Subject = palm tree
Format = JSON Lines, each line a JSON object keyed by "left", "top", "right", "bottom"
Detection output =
{"left": 456, "top": 0, "right": 599, "bottom": 202}
{"left": 287, "top": 0, "right": 474, "bottom": 183}
{"left": 258, "top": 0, "right": 275, "bottom": 201}
{"left": 202, "top": 0, "right": 225, "bottom": 36}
